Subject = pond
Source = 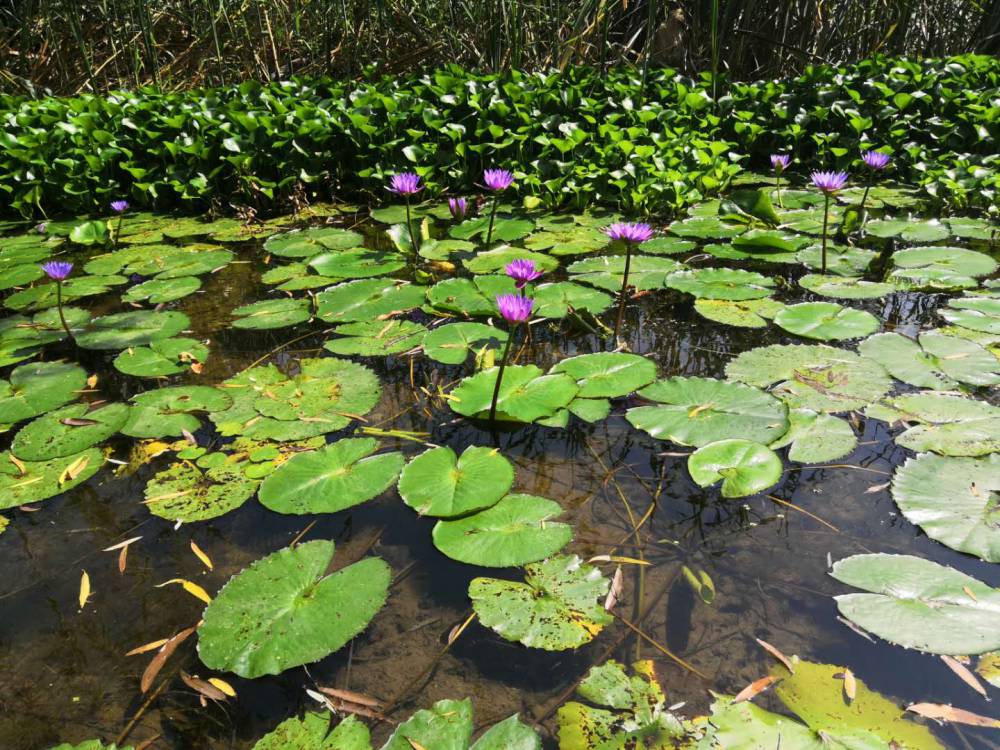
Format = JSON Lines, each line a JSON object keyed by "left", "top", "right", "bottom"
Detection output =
{"left": 1, "top": 175, "right": 999, "bottom": 749}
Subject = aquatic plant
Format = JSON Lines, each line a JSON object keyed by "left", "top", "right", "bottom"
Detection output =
{"left": 448, "top": 197, "right": 469, "bottom": 221}
{"left": 482, "top": 169, "right": 514, "bottom": 245}
{"left": 770, "top": 153, "right": 791, "bottom": 207}
{"left": 859, "top": 149, "right": 891, "bottom": 213}
{"left": 388, "top": 172, "right": 423, "bottom": 258}
{"left": 504, "top": 258, "right": 543, "bottom": 293}
{"left": 39, "top": 261, "right": 74, "bottom": 339}
{"left": 604, "top": 221, "right": 653, "bottom": 343}
{"left": 489, "top": 293, "right": 533, "bottom": 422}
{"left": 810, "top": 170, "right": 848, "bottom": 274}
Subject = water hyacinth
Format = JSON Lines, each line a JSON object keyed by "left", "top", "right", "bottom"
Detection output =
{"left": 483, "top": 169, "right": 514, "bottom": 245}
{"left": 40, "top": 261, "right": 74, "bottom": 339}
{"left": 811, "top": 171, "right": 849, "bottom": 274}
{"left": 448, "top": 197, "right": 469, "bottom": 221}
{"left": 489, "top": 294, "right": 534, "bottom": 422}
{"left": 605, "top": 222, "right": 653, "bottom": 344}
{"left": 771, "top": 154, "right": 791, "bottom": 207}
{"left": 388, "top": 172, "right": 423, "bottom": 257}
{"left": 505, "top": 259, "right": 543, "bottom": 291}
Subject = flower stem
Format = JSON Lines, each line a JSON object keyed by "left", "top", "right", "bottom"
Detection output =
{"left": 404, "top": 196, "right": 419, "bottom": 260}
{"left": 488, "top": 325, "right": 517, "bottom": 423}
{"left": 55, "top": 281, "right": 73, "bottom": 340}
{"left": 776, "top": 173, "right": 783, "bottom": 208}
{"left": 820, "top": 193, "right": 830, "bottom": 275}
{"left": 859, "top": 180, "right": 872, "bottom": 215}
{"left": 613, "top": 241, "right": 633, "bottom": 343}
{"left": 485, "top": 195, "right": 500, "bottom": 245}
{"left": 114, "top": 213, "right": 124, "bottom": 252}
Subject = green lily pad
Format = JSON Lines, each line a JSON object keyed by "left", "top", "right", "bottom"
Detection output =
{"left": 687, "top": 439, "right": 783, "bottom": 498}
{"left": 859, "top": 331, "right": 1000, "bottom": 389}
{"left": 432, "top": 494, "right": 572, "bottom": 567}
{"left": 0, "top": 263, "right": 44, "bottom": 291}
{"left": 11, "top": 403, "right": 129, "bottom": 461}
{"left": 867, "top": 392, "right": 1000, "bottom": 457}
{"left": 252, "top": 712, "right": 369, "bottom": 750}
{"left": 449, "top": 365, "right": 578, "bottom": 423}
{"left": 47, "top": 742, "right": 131, "bottom": 750}
{"left": 665, "top": 268, "right": 775, "bottom": 301}
{"left": 258, "top": 438, "right": 403, "bottom": 515}
{"left": 731, "top": 229, "right": 809, "bottom": 253}
{"left": 707, "top": 694, "right": 825, "bottom": 750}
{"left": 0, "top": 361, "right": 87, "bottom": 423}
{"left": 450, "top": 215, "right": 535, "bottom": 243}
{"left": 422, "top": 322, "right": 507, "bottom": 365}
{"left": 264, "top": 228, "right": 364, "bottom": 258}
{"left": 198, "top": 540, "right": 390, "bottom": 677}
{"left": 324, "top": 320, "right": 427, "bottom": 356}
{"left": 154, "top": 249, "right": 234, "bottom": 279}
{"left": 692, "top": 298, "right": 785, "bottom": 328}
{"left": 866, "top": 217, "right": 950, "bottom": 243}
{"left": 774, "top": 302, "right": 879, "bottom": 341}
{"left": 425, "top": 276, "right": 515, "bottom": 317}
{"left": 122, "top": 386, "right": 232, "bottom": 438}
{"left": 6, "top": 275, "right": 127, "bottom": 312}
{"left": 523, "top": 226, "right": 609, "bottom": 256}
{"left": 113, "top": 337, "right": 209, "bottom": 378}
{"left": 308, "top": 248, "right": 405, "bottom": 279}
{"left": 232, "top": 298, "right": 312, "bottom": 330}
{"left": 567, "top": 255, "right": 683, "bottom": 292}
{"left": 941, "top": 296, "right": 1000, "bottom": 334}
{"left": 796, "top": 244, "right": 877, "bottom": 276}
{"left": 469, "top": 555, "right": 611, "bottom": 650}
{"left": 831, "top": 553, "right": 1000, "bottom": 655}
{"left": 0, "top": 448, "right": 103, "bottom": 510}
{"left": 798, "top": 274, "right": 897, "bottom": 299}
{"left": 144, "top": 460, "right": 259, "bottom": 521}
{"left": 75, "top": 310, "right": 189, "bottom": 350}
{"left": 382, "top": 699, "right": 472, "bottom": 750}
{"left": 316, "top": 280, "right": 426, "bottom": 322}
{"left": 893, "top": 453, "right": 1000, "bottom": 562}
{"left": 669, "top": 216, "right": 744, "bottom": 239}
{"left": 626, "top": 377, "right": 788, "bottom": 447}
{"left": 463, "top": 246, "right": 558, "bottom": 275}
{"left": 948, "top": 217, "right": 998, "bottom": 240}
{"left": 638, "top": 237, "right": 697, "bottom": 256}
{"left": 122, "top": 276, "right": 201, "bottom": 304}
{"left": 890, "top": 246, "right": 997, "bottom": 290}
{"left": 398, "top": 445, "right": 514, "bottom": 517}
{"left": 549, "top": 353, "right": 656, "bottom": 398}
{"left": 532, "top": 282, "right": 613, "bottom": 318}
{"left": 769, "top": 409, "right": 857, "bottom": 463}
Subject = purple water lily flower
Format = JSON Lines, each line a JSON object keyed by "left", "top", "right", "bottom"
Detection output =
{"left": 505, "top": 259, "right": 544, "bottom": 289}
{"left": 41, "top": 261, "right": 73, "bottom": 281}
{"left": 111, "top": 200, "right": 129, "bottom": 213}
{"left": 605, "top": 222, "right": 654, "bottom": 244}
{"left": 862, "top": 150, "right": 890, "bottom": 171}
{"left": 771, "top": 154, "right": 791, "bottom": 172}
{"left": 449, "top": 197, "right": 469, "bottom": 220}
{"left": 483, "top": 169, "right": 514, "bottom": 192}
{"left": 811, "top": 171, "right": 849, "bottom": 194}
{"left": 496, "top": 293, "right": 533, "bottom": 323}
{"left": 35, "top": 222, "right": 47, "bottom": 234}
{"left": 388, "top": 172, "right": 423, "bottom": 195}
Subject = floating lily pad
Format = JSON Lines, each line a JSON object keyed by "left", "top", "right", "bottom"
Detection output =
{"left": 422, "top": 322, "right": 507, "bottom": 365}
{"left": 75, "top": 310, "right": 189, "bottom": 350}
{"left": 866, "top": 392, "right": 1000, "bottom": 457}
{"left": 523, "top": 226, "right": 609, "bottom": 256}
{"left": 831, "top": 553, "right": 1000, "bottom": 655}
{"left": 232, "top": 299, "right": 312, "bottom": 330}
{"left": 669, "top": 216, "right": 744, "bottom": 239}
{"left": 893, "top": 453, "right": 1000, "bottom": 562}
{"left": 122, "top": 276, "right": 202, "bottom": 304}
{"left": 122, "top": 386, "right": 232, "bottom": 438}
{"left": 692, "top": 298, "right": 785, "bottom": 328}
{"left": 859, "top": 331, "right": 1000, "bottom": 389}
{"left": 707, "top": 695, "right": 825, "bottom": 750}
{"left": 532, "top": 282, "right": 613, "bottom": 318}
{"left": 0, "top": 361, "right": 87, "bottom": 424}
{"left": 463, "top": 246, "right": 558, "bottom": 275}
{"left": 264, "top": 228, "right": 364, "bottom": 258}
{"left": 769, "top": 409, "right": 857, "bottom": 463}
{"left": 796, "top": 244, "right": 877, "bottom": 276}
{"left": 941, "top": 296, "right": 1000, "bottom": 334}
{"left": 252, "top": 712, "right": 369, "bottom": 750}
{"left": 469, "top": 555, "right": 611, "bottom": 650}
{"left": 0, "top": 263, "right": 44, "bottom": 291}
{"left": 568, "top": 255, "right": 683, "bottom": 292}
{"left": 398, "top": 445, "right": 514, "bottom": 517}
{"left": 6, "top": 275, "right": 127, "bottom": 312}
{"left": 324, "top": 320, "right": 427, "bottom": 356}
{"left": 432, "top": 494, "right": 572, "bottom": 567}
{"left": 948, "top": 216, "right": 998, "bottom": 240}
{"left": 11, "top": 403, "right": 129, "bottom": 461}
{"left": 866, "top": 217, "right": 950, "bottom": 243}
{"left": 382, "top": 699, "right": 473, "bottom": 750}
{"left": 774, "top": 302, "right": 879, "bottom": 340}
{"left": 798, "top": 274, "right": 897, "bottom": 299}
{"left": 198, "top": 540, "right": 390, "bottom": 677}
{"left": 425, "top": 276, "right": 515, "bottom": 317}
{"left": 732, "top": 229, "right": 808, "bottom": 254}
{"left": 144, "top": 460, "right": 259, "bottom": 521}
{"left": 0, "top": 448, "right": 103, "bottom": 510}
{"left": 891, "top": 246, "right": 997, "bottom": 290}
{"left": 155, "top": 249, "right": 234, "bottom": 279}
{"left": 687, "top": 439, "right": 783, "bottom": 497}
{"left": 665, "top": 268, "right": 775, "bottom": 301}
{"left": 450, "top": 215, "right": 535, "bottom": 243}
{"left": 627, "top": 377, "right": 788, "bottom": 447}
{"left": 316, "top": 280, "right": 426, "bottom": 322}
{"left": 259, "top": 438, "right": 403, "bottom": 515}
{"left": 308, "top": 248, "right": 406, "bottom": 279}
{"left": 549, "top": 353, "right": 656, "bottom": 398}
{"left": 113, "top": 337, "right": 209, "bottom": 378}
{"left": 449, "top": 365, "right": 578, "bottom": 423}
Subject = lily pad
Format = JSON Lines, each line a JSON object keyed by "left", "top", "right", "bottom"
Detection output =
{"left": 308, "top": 248, "right": 405, "bottom": 279}
{"left": 523, "top": 226, "right": 609, "bottom": 256}
{"left": 324, "top": 320, "right": 427, "bottom": 356}
{"left": 891, "top": 246, "right": 997, "bottom": 290}
{"left": 382, "top": 699, "right": 472, "bottom": 750}
{"left": 859, "top": 331, "right": 1000, "bottom": 389}
{"left": 448, "top": 365, "right": 578, "bottom": 423}
{"left": 769, "top": 409, "right": 857, "bottom": 463}
{"left": 316, "top": 280, "right": 426, "bottom": 323}
{"left": 774, "top": 302, "right": 879, "bottom": 340}
{"left": 866, "top": 392, "right": 1000, "bottom": 456}
{"left": 866, "top": 217, "right": 950, "bottom": 243}
{"left": 425, "top": 276, "right": 515, "bottom": 317}
{"left": 122, "top": 386, "right": 232, "bottom": 438}
{"left": 692, "top": 298, "right": 784, "bottom": 328}
{"left": 0, "top": 361, "right": 87, "bottom": 423}
{"left": 567, "top": 255, "right": 683, "bottom": 292}
{"left": 665, "top": 268, "right": 775, "bottom": 301}
{"left": 0, "top": 263, "right": 44, "bottom": 290}
{"left": 113, "top": 337, "right": 209, "bottom": 377}
{"left": 258, "top": 438, "right": 403, "bottom": 515}
{"left": 532, "top": 282, "right": 613, "bottom": 318}
{"left": 144, "top": 460, "right": 259, "bottom": 521}
{"left": 264, "top": 228, "right": 364, "bottom": 258}
{"left": 450, "top": 215, "right": 534, "bottom": 243}
{"left": 198, "top": 540, "right": 390, "bottom": 677}
{"left": 669, "top": 216, "right": 745, "bottom": 239}
{"left": 626, "top": 377, "right": 788, "bottom": 447}
{"left": 687, "top": 439, "right": 783, "bottom": 497}
{"left": 831, "top": 553, "right": 1000, "bottom": 655}
{"left": 549, "top": 353, "right": 656, "bottom": 398}
{"left": 432, "top": 494, "right": 572, "bottom": 567}
{"left": 11, "top": 403, "right": 130, "bottom": 461}
{"left": 796, "top": 244, "right": 877, "bottom": 276}
{"left": 941, "top": 296, "right": 1000, "bottom": 334}
{"left": 422, "top": 323, "right": 507, "bottom": 365}
{"left": 252, "top": 712, "right": 369, "bottom": 750}
{"left": 122, "top": 276, "right": 201, "bottom": 304}
{"left": 75, "top": 310, "right": 189, "bottom": 350}
{"left": 893, "top": 453, "right": 1000, "bottom": 562}
{"left": 469, "top": 555, "right": 611, "bottom": 650}
{"left": 398, "top": 445, "right": 514, "bottom": 517}
{"left": 463, "top": 246, "right": 558, "bottom": 275}
{"left": 798, "top": 274, "right": 897, "bottom": 299}
{"left": 0, "top": 448, "right": 103, "bottom": 510}
{"left": 232, "top": 299, "right": 312, "bottom": 330}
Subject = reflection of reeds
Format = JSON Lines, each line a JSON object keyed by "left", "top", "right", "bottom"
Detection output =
{"left": 0, "top": 1, "right": 992, "bottom": 94}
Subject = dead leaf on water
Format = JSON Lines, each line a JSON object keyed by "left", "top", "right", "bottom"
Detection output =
{"left": 732, "top": 675, "right": 777, "bottom": 704}
{"left": 156, "top": 578, "right": 212, "bottom": 604}
{"left": 906, "top": 702, "right": 1000, "bottom": 727}
{"left": 604, "top": 565, "right": 623, "bottom": 612}
{"left": 141, "top": 626, "right": 196, "bottom": 693}
{"left": 208, "top": 677, "right": 236, "bottom": 697}
{"left": 126, "top": 638, "right": 169, "bottom": 656}
{"left": 190, "top": 540, "right": 213, "bottom": 571}
{"left": 941, "top": 655, "right": 988, "bottom": 698}
{"left": 755, "top": 639, "right": 794, "bottom": 673}
{"left": 78, "top": 570, "right": 91, "bottom": 609}
{"left": 834, "top": 668, "right": 856, "bottom": 704}
{"left": 180, "top": 671, "right": 228, "bottom": 701}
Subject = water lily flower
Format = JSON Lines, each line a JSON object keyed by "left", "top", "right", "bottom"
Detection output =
{"left": 110, "top": 199, "right": 129, "bottom": 213}
{"left": 35, "top": 222, "right": 47, "bottom": 234}
{"left": 811, "top": 171, "right": 849, "bottom": 274}
{"left": 448, "top": 197, "right": 469, "bottom": 220}
{"left": 770, "top": 154, "right": 791, "bottom": 172}
{"left": 861, "top": 150, "right": 890, "bottom": 171}
{"left": 505, "top": 259, "right": 543, "bottom": 291}
{"left": 482, "top": 169, "right": 515, "bottom": 245}
{"left": 604, "top": 222, "right": 653, "bottom": 343}
{"left": 489, "top": 294, "right": 534, "bottom": 422}
{"left": 388, "top": 172, "right": 423, "bottom": 195}
{"left": 39, "top": 261, "right": 74, "bottom": 339}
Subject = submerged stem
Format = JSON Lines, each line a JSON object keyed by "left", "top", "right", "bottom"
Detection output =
{"left": 488, "top": 323, "right": 517, "bottom": 423}
{"left": 485, "top": 194, "right": 500, "bottom": 245}
{"left": 776, "top": 173, "right": 783, "bottom": 208}
{"left": 820, "top": 192, "right": 830, "bottom": 274}
{"left": 613, "top": 240, "right": 633, "bottom": 344}
{"left": 404, "top": 196, "right": 419, "bottom": 260}
{"left": 55, "top": 281, "right": 73, "bottom": 340}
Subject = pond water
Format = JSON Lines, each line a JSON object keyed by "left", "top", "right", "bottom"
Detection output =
{"left": 1, "top": 183, "right": 999, "bottom": 749}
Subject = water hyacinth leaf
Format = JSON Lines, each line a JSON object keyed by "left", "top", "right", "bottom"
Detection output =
{"left": 463, "top": 246, "right": 558, "bottom": 275}
{"left": 381, "top": 698, "right": 473, "bottom": 750}
{"left": 798, "top": 274, "right": 897, "bottom": 299}
{"left": 449, "top": 365, "right": 578, "bottom": 423}
{"left": 769, "top": 409, "right": 857, "bottom": 463}
{"left": 859, "top": 332, "right": 1000, "bottom": 389}
{"left": 567, "top": 255, "right": 683, "bottom": 292}
{"left": 432, "top": 494, "right": 572, "bottom": 567}
{"left": 796, "top": 244, "right": 877, "bottom": 276}
{"left": 264, "top": 227, "right": 364, "bottom": 258}
{"left": 707, "top": 695, "right": 825, "bottom": 750}
{"left": 865, "top": 218, "right": 950, "bottom": 243}
{"left": 316, "top": 279, "right": 425, "bottom": 322}
{"left": 626, "top": 377, "right": 788, "bottom": 447}
{"left": 113, "top": 337, "right": 209, "bottom": 378}
{"left": 11, "top": 403, "right": 130, "bottom": 461}
{"left": 198, "top": 540, "right": 390, "bottom": 678}
{"left": 323, "top": 320, "right": 427, "bottom": 356}
{"left": 941, "top": 297, "right": 1000, "bottom": 335}
{"left": 258, "top": 438, "right": 403, "bottom": 515}
{"left": 687, "top": 439, "right": 783, "bottom": 498}
{"left": 231, "top": 298, "right": 312, "bottom": 330}
{"left": 774, "top": 302, "right": 879, "bottom": 341}
{"left": 75, "top": 310, "right": 190, "bottom": 350}
{"left": 469, "top": 555, "right": 611, "bottom": 650}
{"left": 470, "top": 714, "right": 541, "bottom": 750}
{"left": 0, "top": 361, "right": 87, "bottom": 423}
{"left": 727, "top": 344, "right": 892, "bottom": 413}
{"left": 308, "top": 248, "right": 406, "bottom": 279}
{"left": 665, "top": 268, "right": 775, "bottom": 301}
{"left": 398, "top": 445, "right": 514, "bottom": 517}
{"left": 831, "top": 553, "right": 1000, "bottom": 655}
{"left": 450, "top": 215, "right": 534, "bottom": 243}
{"left": 0, "top": 448, "right": 103, "bottom": 510}
{"left": 422, "top": 322, "right": 507, "bottom": 365}
{"left": 144, "top": 460, "right": 258, "bottom": 521}
{"left": 693, "top": 298, "right": 784, "bottom": 328}
{"left": 550, "top": 352, "right": 656, "bottom": 398}
{"left": 252, "top": 712, "right": 370, "bottom": 750}
{"left": 532, "top": 282, "right": 613, "bottom": 318}
{"left": 892, "top": 453, "right": 1000, "bottom": 562}
{"left": 122, "top": 276, "right": 201, "bottom": 304}
{"left": 866, "top": 392, "right": 1000, "bottom": 457}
